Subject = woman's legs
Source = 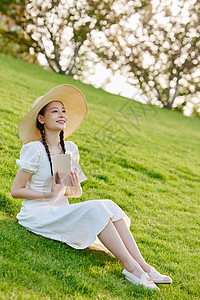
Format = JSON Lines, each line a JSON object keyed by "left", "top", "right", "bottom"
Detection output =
{"left": 113, "top": 218, "right": 150, "bottom": 272}
{"left": 98, "top": 219, "right": 145, "bottom": 278}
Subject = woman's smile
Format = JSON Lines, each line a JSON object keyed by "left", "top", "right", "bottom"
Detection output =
{"left": 56, "top": 119, "right": 66, "bottom": 124}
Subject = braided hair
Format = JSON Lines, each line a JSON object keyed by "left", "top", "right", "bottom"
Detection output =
{"left": 59, "top": 129, "right": 66, "bottom": 154}
{"left": 36, "top": 103, "right": 66, "bottom": 176}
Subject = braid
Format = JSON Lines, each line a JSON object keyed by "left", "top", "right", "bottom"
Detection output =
{"left": 38, "top": 123, "right": 53, "bottom": 176}
{"left": 59, "top": 130, "right": 66, "bottom": 154}
{"left": 36, "top": 103, "right": 66, "bottom": 176}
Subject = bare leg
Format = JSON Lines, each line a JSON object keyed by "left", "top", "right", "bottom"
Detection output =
{"left": 98, "top": 219, "right": 145, "bottom": 278}
{"left": 113, "top": 219, "right": 150, "bottom": 273}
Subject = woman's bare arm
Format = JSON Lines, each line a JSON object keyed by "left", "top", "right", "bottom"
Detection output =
{"left": 11, "top": 170, "right": 65, "bottom": 200}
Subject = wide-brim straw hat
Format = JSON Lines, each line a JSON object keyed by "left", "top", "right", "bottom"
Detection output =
{"left": 18, "top": 84, "right": 88, "bottom": 144}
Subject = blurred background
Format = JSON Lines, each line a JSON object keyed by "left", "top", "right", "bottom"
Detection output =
{"left": 0, "top": 0, "right": 199, "bottom": 116}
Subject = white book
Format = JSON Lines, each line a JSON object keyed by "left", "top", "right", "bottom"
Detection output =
{"left": 52, "top": 153, "right": 72, "bottom": 186}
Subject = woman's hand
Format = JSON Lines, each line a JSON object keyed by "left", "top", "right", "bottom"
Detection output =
{"left": 65, "top": 170, "right": 82, "bottom": 198}
{"left": 48, "top": 171, "right": 66, "bottom": 199}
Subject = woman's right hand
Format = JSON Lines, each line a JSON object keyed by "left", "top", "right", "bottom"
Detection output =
{"left": 48, "top": 171, "right": 65, "bottom": 199}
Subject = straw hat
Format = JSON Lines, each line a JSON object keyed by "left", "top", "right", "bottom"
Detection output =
{"left": 18, "top": 84, "right": 88, "bottom": 144}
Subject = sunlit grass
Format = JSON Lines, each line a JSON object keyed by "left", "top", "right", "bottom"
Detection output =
{"left": 0, "top": 53, "right": 199, "bottom": 299}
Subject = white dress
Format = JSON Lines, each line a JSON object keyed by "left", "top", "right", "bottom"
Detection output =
{"left": 16, "top": 141, "right": 130, "bottom": 250}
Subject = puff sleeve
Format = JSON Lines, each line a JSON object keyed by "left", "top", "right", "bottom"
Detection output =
{"left": 16, "top": 142, "right": 42, "bottom": 174}
{"left": 67, "top": 141, "right": 87, "bottom": 183}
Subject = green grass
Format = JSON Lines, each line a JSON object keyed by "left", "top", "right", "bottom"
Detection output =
{"left": 0, "top": 53, "right": 199, "bottom": 299}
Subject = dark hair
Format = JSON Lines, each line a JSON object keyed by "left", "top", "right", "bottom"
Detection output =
{"left": 36, "top": 104, "right": 66, "bottom": 176}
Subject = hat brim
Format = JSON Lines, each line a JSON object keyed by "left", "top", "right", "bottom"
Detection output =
{"left": 18, "top": 84, "right": 88, "bottom": 144}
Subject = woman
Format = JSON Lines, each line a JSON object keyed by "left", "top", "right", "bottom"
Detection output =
{"left": 11, "top": 84, "right": 172, "bottom": 290}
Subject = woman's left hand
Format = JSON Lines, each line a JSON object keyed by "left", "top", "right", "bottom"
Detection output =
{"left": 65, "top": 171, "right": 82, "bottom": 198}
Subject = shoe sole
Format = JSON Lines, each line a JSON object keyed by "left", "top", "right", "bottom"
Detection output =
{"left": 153, "top": 280, "right": 172, "bottom": 284}
{"left": 125, "top": 276, "right": 160, "bottom": 290}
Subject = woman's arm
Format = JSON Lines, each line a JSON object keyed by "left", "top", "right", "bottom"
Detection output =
{"left": 11, "top": 170, "right": 65, "bottom": 200}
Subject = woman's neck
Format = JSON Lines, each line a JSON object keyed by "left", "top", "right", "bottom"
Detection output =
{"left": 45, "top": 130, "right": 60, "bottom": 149}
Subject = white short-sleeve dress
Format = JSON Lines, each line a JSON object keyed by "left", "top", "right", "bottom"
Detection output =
{"left": 16, "top": 141, "right": 130, "bottom": 250}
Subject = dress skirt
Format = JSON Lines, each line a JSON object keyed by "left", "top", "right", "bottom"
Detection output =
{"left": 17, "top": 199, "right": 131, "bottom": 250}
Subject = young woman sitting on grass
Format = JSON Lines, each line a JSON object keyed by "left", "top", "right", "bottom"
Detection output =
{"left": 11, "top": 84, "right": 172, "bottom": 291}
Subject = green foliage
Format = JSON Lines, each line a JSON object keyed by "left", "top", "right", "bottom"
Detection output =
{"left": 0, "top": 0, "right": 22, "bottom": 14}
{"left": 0, "top": 33, "right": 36, "bottom": 63}
{"left": 0, "top": 0, "right": 35, "bottom": 63}
{"left": 0, "top": 54, "right": 200, "bottom": 299}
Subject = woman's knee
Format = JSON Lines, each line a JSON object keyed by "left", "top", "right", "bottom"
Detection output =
{"left": 86, "top": 200, "right": 108, "bottom": 214}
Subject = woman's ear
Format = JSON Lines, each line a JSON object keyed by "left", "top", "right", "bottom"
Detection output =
{"left": 37, "top": 114, "right": 45, "bottom": 124}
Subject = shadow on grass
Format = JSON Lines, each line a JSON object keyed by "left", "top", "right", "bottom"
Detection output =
{"left": 116, "top": 158, "right": 165, "bottom": 180}
{"left": 0, "top": 219, "right": 156, "bottom": 299}
{"left": 0, "top": 108, "right": 16, "bottom": 115}
{"left": 173, "top": 166, "right": 200, "bottom": 182}
{"left": 0, "top": 192, "right": 21, "bottom": 217}
{"left": 93, "top": 174, "right": 111, "bottom": 183}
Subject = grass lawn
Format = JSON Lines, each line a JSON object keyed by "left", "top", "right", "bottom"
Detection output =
{"left": 0, "top": 53, "right": 199, "bottom": 299}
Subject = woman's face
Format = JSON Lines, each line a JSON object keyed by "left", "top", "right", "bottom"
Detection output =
{"left": 38, "top": 101, "right": 68, "bottom": 132}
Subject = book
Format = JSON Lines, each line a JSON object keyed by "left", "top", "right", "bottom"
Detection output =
{"left": 51, "top": 153, "right": 72, "bottom": 186}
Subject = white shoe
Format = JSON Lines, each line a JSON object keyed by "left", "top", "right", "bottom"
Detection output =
{"left": 122, "top": 269, "right": 160, "bottom": 290}
{"left": 148, "top": 266, "right": 172, "bottom": 284}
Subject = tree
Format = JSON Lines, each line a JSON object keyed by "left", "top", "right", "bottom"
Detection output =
{"left": 91, "top": 0, "right": 200, "bottom": 110}
{"left": 0, "top": 0, "right": 127, "bottom": 76}
{"left": 0, "top": 0, "right": 36, "bottom": 61}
